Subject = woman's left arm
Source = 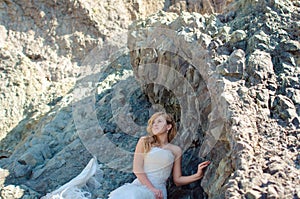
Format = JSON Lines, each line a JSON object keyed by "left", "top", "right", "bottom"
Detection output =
{"left": 172, "top": 146, "right": 210, "bottom": 186}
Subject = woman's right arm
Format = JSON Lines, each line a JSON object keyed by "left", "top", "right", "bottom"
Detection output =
{"left": 133, "top": 137, "right": 163, "bottom": 199}
{"left": 172, "top": 145, "right": 210, "bottom": 186}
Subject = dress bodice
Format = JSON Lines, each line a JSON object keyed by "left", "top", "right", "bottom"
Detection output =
{"left": 109, "top": 147, "right": 175, "bottom": 199}
{"left": 143, "top": 147, "right": 175, "bottom": 186}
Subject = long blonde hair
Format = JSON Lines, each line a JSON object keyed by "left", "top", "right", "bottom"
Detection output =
{"left": 143, "top": 112, "right": 177, "bottom": 153}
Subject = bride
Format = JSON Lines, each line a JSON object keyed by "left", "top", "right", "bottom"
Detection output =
{"left": 43, "top": 111, "right": 210, "bottom": 199}
{"left": 109, "top": 112, "right": 210, "bottom": 199}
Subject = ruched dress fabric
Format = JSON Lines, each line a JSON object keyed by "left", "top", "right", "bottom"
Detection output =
{"left": 108, "top": 147, "right": 175, "bottom": 199}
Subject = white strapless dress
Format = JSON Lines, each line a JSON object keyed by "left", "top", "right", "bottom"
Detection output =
{"left": 108, "top": 147, "right": 175, "bottom": 199}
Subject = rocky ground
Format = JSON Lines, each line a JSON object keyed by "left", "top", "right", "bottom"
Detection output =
{"left": 0, "top": 0, "right": 299, "bottom": 198}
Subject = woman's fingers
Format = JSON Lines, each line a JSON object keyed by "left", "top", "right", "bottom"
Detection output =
{"left": 156, "top": 192, "right": 163, "bottom": 199}
{"left": 153, "top": 189, "right": 163, "bottom": 199}
{"left": 158, "top": 190, "right": 163, "bottom": 199}
{"left": 198, "top": 161, "right": 210, "bottom": 169}
{"left": 195, "top": 161, "right": 211, "bottom": 178}
{"left": 154, "top": 192, "right": 159, "bottom": 199}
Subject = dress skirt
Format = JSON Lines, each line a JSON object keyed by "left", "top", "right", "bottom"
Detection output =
{"left": 108, "top": 179, "right": 156, "bottom": 199}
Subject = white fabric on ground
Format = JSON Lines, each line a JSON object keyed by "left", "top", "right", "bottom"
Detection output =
{"left": 41, "top": 157, "right": 98, "bottom": 199}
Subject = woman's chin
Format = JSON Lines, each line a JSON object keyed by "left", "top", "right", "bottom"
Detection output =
{"left": 153, "top": 131, "right": 165, "bottom": 136}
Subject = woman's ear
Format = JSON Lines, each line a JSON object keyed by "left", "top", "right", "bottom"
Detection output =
{"left": 167, "top": 124, "right": 172, "bottom": 131}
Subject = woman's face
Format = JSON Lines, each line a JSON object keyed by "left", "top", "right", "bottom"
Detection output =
{"left": 151, "top": 115, "right": 170, "bottom": 135}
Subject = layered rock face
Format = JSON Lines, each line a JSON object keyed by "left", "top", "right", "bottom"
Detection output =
{"left": 0, "top": 0, "right": 166, "bottom": 142}
{"left": 0, "top": 0, "right": 299, "bottom": 199}
{"left": 128, "top": 1, "right": 300, "bottom": 198}
{"left": 0, "top": 0, "right": 164, "bottom": 198}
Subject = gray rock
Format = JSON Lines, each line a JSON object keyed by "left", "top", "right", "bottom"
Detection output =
{"left": 230, "top": 30, "right": 247, "bottom": 43}
{"left": 217, "top": 26, "right": 231, "bottom": 42}
{"left": 218, "top": 49, "right": 246, "bottom": 79}
{"left": 286, "top": 88, "right": 300, "bottom": 105}
{"left": 1, "top": 0, "right": 300, "bottom": 199}
{"left": 227, "top": 49, "right": 245, "bottom": 77}
{"left": 271, "top": 95, "right": 297, "bottom": 121}
{"left": 245, "top": 189, "right": 261, "bottom": 199}
{"left": 280, "top": 40, "right": 300, "bottom": 52}
{"left": 248, "top": 31, "right": 271, "bottom": 52}
{"left": 0, "top": 185, "right": 24, "bottom": 199}
{"left": 247, "top": 50, "right": 274, "bottom": 84}
{"left": 12, "top": 161, "right": 32, "bottom": 178}
{"left": 267, "top": 185, "right": 280, "bottom": 198}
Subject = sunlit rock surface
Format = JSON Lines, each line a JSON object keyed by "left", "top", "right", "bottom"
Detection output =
{"left": 0, "top": 0, "right": 299, "bottom": 198}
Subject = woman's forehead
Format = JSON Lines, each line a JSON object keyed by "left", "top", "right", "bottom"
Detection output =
{"left": 154, "top": 115, "right": 165, "bottom": 121}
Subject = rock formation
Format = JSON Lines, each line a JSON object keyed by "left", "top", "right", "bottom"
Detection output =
{"left": 0, "top": 0, "right": 299, "bottom": 198}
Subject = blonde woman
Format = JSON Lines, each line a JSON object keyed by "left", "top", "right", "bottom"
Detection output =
{"left": 109, "top": 112, "right": 210, "bottom": 199}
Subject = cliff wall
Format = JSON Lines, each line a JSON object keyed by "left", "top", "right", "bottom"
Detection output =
{"left": 0, "top": 0, "right": 299, "bottom": 198}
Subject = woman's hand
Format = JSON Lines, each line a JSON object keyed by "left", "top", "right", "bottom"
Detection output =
{"left": 149, "top": 187, "right": 163, "bottom": 199}
{"left": 196, "top": 161, "right": 211, "bottom": 178}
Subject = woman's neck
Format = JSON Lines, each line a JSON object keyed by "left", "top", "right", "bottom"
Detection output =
{"left": 156, "top": 134, "right": 169, "bottom": 146}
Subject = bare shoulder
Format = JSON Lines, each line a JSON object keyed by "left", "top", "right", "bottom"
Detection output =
{"left": 139, "top": 136, "right": 147, "bottom": 141}
{"left": 138, "top": 136, "right": 149, "bottom": 143}
{"left": 166, "top": 144, "right": 182, "bottom": 157}
{"left": 135, "top": 136, "right": 147, "bottom": 152}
